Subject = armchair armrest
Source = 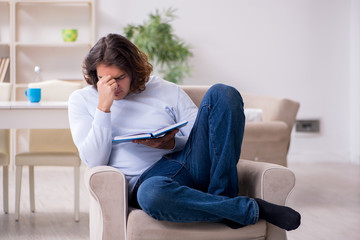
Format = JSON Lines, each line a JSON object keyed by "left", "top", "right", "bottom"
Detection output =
{"left": 85, "top": 166, "right": 128, "bottom": 240}
{"left": 237, "top": 159, "right": 296, "bottom": 240}
{"left": 237, "top": 159, "right": 295, "bottom": 205}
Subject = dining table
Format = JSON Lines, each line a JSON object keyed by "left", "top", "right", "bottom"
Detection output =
{"left": 0, "top": 101, "right": 69, "bottom": 129}
{"left": 0, "top": 101, "right": 70, "bottom": 164}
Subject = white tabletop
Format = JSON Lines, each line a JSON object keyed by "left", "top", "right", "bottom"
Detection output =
{"left": 0, "top": 101, "right": 69, "bottom": 129}
{"left": 0, "top": 101, "right": 68, "bottom": 109}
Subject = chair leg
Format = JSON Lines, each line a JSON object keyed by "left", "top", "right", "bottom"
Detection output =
{"left": 15, "top": 166, "right": 23, "bottom": 221}
{"left": 74, "top": 166, "right": 80, "bottom": 222}
{"left": 29, "top": 166, "right": 35, "bottom": 213}
{"left": 3, "top": 166, "right": 9, "bottom": 214}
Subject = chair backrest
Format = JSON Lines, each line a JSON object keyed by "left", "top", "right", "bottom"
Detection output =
{"left": 28, "top": 79, "right": 82, "bottom": 101}
{"left": 0, "top": 82, "right": 12, "bottom": 164}
{"left": 27, "top": 80, "right": 82, "bottom": 153}
{"left": 28, "top": 129, "right": 78, "bottom": 152}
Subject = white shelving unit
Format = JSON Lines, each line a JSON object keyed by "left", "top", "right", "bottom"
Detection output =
{"left": 2, "top": 0, "right": 95, "bottom": 100}
{"left": 0, "top": 0, "right": 11, "bottom": 83}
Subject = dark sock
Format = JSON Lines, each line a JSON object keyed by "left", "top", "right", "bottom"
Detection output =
{"left": 255, "top": 198, "right": 301, "bottom": 231}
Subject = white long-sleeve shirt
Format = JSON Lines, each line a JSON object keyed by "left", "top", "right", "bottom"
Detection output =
{"left": 68, "top": 76, "right": 198, "bottom": 193}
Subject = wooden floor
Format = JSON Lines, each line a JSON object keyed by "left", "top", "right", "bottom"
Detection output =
{"left": 0, "top": 166, "right": 90, "bottom": 240}
{"left": 0, "top": 162, "right": 359, "bottom": 240}
{"left": 286, "top": 162, "right": 360, "bottom": 240}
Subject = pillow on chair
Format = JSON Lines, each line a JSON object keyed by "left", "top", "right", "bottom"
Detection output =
{"left": 244, "top": 108, "right": 263, "bottom": 122}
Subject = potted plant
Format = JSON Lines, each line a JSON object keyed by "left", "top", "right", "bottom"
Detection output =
{"left": 124, "top": 8, "right": 193, "bottom": 83}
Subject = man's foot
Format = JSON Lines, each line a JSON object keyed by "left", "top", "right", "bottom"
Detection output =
{"left": 255, "top": 198, "right": 301, "bottom": 231}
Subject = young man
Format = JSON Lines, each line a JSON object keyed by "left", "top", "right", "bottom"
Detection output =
{"left": 68, "top": 33, "right": 300, "bottom": 231}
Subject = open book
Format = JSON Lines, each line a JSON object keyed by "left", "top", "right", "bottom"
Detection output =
{"left": 113, "top": 120, "right": 188, "bottom": 143}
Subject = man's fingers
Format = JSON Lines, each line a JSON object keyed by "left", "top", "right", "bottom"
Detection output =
{"left": 132, "top": 128, "right": 179, "bottom": 149}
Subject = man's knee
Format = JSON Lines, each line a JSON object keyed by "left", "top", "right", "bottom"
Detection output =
{"left": 137, "top": 176, "right": 173, "bottom": 212}
{"left": 207, "top": 84, "right": 243, "bottom": 109}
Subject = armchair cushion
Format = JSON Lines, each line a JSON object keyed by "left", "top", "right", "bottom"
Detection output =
{"left": 127, "top": 209, "right": 266, "bottom": 240}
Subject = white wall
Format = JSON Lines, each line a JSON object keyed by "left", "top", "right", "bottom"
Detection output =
{"left": 95, "top": 0, "right": 357, "bottom": 164}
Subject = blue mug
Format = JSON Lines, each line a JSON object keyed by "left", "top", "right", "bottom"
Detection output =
{"left": 25, "top": 88, "right": 41, "bottom": 103}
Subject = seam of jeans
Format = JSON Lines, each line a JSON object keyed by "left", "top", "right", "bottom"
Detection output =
{"left": 169, "top": 162, "right": 186, "bottom": 179}
{"left": 208, "top": 116, "right": 219, "bottom": 167}
{"left": 207, "top": 105, "right": 221, "bottom": 181}
{"left": 185, "top": 103, "right": 211, "bottom": 190}
{"left": 252, "top": 198, "right": 260, "bottom": 224}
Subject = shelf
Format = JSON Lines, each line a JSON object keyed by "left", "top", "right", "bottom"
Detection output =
{"left": 15, "top": 45, "right": 89, "bottom": 84}
{"left": 4, "top": 0, "right": 94, "bottom": 100}
{"left": 15, "top": 3, "right": 92, "bottom": 43}
{"left": 0, "top": 43, "right": 10, "bottom": 47}
{"left": 15, "top": 42, "right": 92, "bottom": 48}
{"left": 14, "top": 0, "right": 92, "bottom": 4}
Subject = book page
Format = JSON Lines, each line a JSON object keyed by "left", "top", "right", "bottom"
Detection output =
{"left": 113, "top": 120, "right": 188, "bottom": 143}
{"left": 113, "top": 133, "right": 152, "bottom": 143}
{"left": 152, "top": 120, "right": 188, "bottom": 137}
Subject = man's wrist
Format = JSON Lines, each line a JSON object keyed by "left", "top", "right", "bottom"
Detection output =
{"left": 97, "top": 105, "right": 111, "bottom": 113}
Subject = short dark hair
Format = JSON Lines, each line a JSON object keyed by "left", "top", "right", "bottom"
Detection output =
{"left": 83, "top": 33, "right": 153, "bottom": 93}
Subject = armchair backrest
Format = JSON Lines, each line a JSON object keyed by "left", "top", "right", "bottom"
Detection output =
{"left": 180, "top": 85, "right": 300, "bottom": 132}
{"left": 242, "top": 93, "right": 300, "bottom": 132}
{"left": 180, "top": 85, "right": 208, "bottom": 107}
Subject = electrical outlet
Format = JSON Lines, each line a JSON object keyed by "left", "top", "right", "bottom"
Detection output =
{"left": 295, "top": 119, "right": 320, "bottom": 133}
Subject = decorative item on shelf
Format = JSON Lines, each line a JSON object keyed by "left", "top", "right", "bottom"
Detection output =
{"left": 124, "top": 8, "right": 193, "bottom": 84}
{"left": 62, "top": 29, "right": 78, "bottom": 42}
{"left": 0, "top": 82, "right": 12, "bottom": 101}
{"left": 0, "top": 57, "right": 10, "bottom": 83}
{"left": 34, "top": 66, "right": 41, "bottom": 82}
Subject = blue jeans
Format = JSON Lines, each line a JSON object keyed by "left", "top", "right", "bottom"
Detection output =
{"left": 132, "top": 84, "right": 259, "bottom": 226}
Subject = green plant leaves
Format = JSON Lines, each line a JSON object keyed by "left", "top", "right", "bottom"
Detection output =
{"left": 124, "top": 8, "right": 193, "bottom": 83}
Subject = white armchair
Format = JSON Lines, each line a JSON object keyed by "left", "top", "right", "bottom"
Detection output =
{"left": 84, "top": 85, "right": 298, "bottom": 240}
{"left": 86, "top": 160, "right": 295, "bottom": 240}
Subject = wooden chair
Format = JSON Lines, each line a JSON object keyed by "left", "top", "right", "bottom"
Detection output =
{"left": 15, "top": 80, "right": 82, "bottom": 221}
{"left": 0, "top": 82, "right": 12, "bottom": 214}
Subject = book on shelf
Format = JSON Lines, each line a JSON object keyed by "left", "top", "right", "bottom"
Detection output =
{"left": 113, "top": 120, "right": 188, "bottom": 143}
{"left": 0, "top": 57, "right": 10, "bottom": 83}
